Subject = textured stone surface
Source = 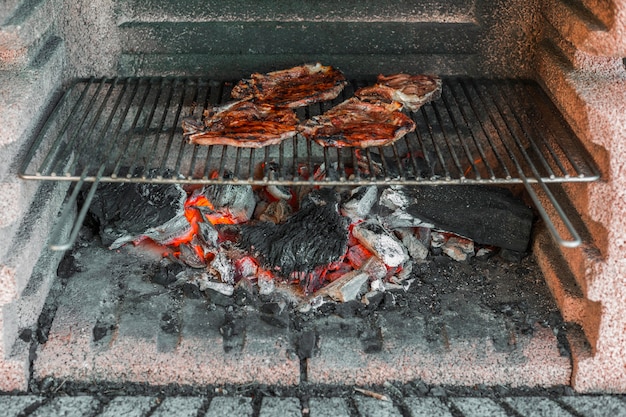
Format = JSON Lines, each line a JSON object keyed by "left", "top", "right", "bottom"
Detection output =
{"left": 206, "top": 397, "right": 253, "bottom": 417}
{"left": 560, "top": 395, "right": 626, "bottom": 417}
{"left": 404, "top": 397, "right": 453, "bottom": 417}
{"left": 151, "top": 397, "right": 206, "bottom": 417}
{"left": 354, "top": 397, "right": 403, "bottom": 417}
{"left": 534, "top": 6, "right": 626, "bottom": 391}
{"left": 33, "top": 244, "right": 300, "bottom": 386}
{"left": 308, "top": 398, "right": 351, "bottom": 417}
{"left": 504, "top": 397, "right": 573, "bottom": 417}
{"left": 307, "top": 310, "right": 570, "bottom": 387}
{"left": 30, "top": 396, "right": 100, "bottom": 417}
{"left": 259, "top": 398, "right": 302, "bottom": 417}
{"left": 99, "top": 396, "right": 158, "bottom": 417}
{"left": 450, "top": 398, "right": 508, "bottom": 417}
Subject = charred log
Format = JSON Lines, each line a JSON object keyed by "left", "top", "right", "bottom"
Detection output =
{"left": 87, "top": 179, "right": 187, "bottom": 248}
{"left": 238, "top": 187, "right": 349, "bottom": 279}
{"left": 380, "top": 185, "right": 533, "bottom": 253}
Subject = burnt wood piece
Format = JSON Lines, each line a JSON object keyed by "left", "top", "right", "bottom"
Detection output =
{"left": 238, "top": 187, "right": 349, "bottom": 278}
{"left": 88, "top": 181, "right": 186, "bottom": 247}
{"left": 389, "top": 185, "right": 533, "bottom": 252}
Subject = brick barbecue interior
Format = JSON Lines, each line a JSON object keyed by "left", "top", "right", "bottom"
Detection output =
{"left": 1, "top": 0, "right": 625, "bottom": 393}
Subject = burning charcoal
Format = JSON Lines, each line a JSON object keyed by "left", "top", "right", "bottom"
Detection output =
{"left": 318, "top": 271, "right": 369, "bottom": 302}
{"left": 258, "top": 199, "right": 292, "bottom": 224}
{"left": 442, "top": 235, "right": 474, "bottom": 262}
{"left": 346, "top": 244, "right": 373, "bottom": 270}
{"left": 378, "top": 187, "right": 435, "bottom": 229}
{"left": 396, "top": 228, "right": 429, "bottom": 261}
{"left": 239, "top": 188, "right": 349, "bottom": 282}
{"left": 88, "top": 181, "right": 187, "bottom": 248}
{"left": 380, "top": 185, "right": 533, "bottom": 252}
{"left": 202, "top": 184, "right": 256, "bottom": 223}
{"left": 234, "top": 256, "right": 259, "bottom": 281}
{"left": 341, "top": 185, "right": 378, "bottom": 221}
{"left": 178, "top": 243, "right": 206, "bottom": 268}
{"left": 208, "top": 251, "right": 235, "bottom": 284}
{"left": 352, "top": 220, "right": 408, "bottom": 267}
{"left": 197, "top": 221, "right": 219, "bottom": 248}
{"left": 360, "top": 257, "right": 388, "bottom": 281}
{"left": 257, "top": 271, "right": 275, "bottom": 295}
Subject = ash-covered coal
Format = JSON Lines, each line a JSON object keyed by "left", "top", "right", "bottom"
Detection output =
{"left": 87, "top": 179, "right": 186, "bottom": 248}
{"left": 238, "top": 187, "right": 349, "bottom": 278}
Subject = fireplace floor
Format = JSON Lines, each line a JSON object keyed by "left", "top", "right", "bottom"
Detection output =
{"left": 29, "top": 226, "right": 572, "bottom": 391}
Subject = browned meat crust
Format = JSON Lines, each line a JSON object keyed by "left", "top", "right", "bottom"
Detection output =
{"left": 231, "top": 63, "right": 347, "bottom": 108}
{"left": 299, "top": 98, "right": 416, "bottom": 148}
{"left": 183, "top": 101, "right": 298, "bottom": 148}
{"left": 355, "top": 73, "right": 442, "bottom": 111}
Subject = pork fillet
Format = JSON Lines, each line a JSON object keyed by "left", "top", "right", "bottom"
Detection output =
{"left": 355, "top": 73, "right": 442, "bottom": 111}
{"left": 183, "top": 101, "right": 298, "bottom": 148}
{"left": 299, "top": 98, "right": 416, "bottom": 148}
{"left": 231, "top": 63, "right": 347, "bottom": 108}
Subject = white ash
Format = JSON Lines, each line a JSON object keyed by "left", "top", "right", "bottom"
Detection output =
{"left": 237, "top": 257, "right": 258, "bottom": 279}
{"left": 178, "top": 243, "right": 205, "bottom": 268}
{"left": 430, "top": 231, "right": 446, "bottom": 248}
{"left": 202, "top": 184, "right": 256, "bottom": 222}
{"left": 208, "top": 251, "right": 235, "bottom": 284}
{"left": 370, "top": 278, "right": 386, "bottom": 292}
{"left": 110, "top": 213, "right": 191, "bottom": 249}
{"left": 379, "top": 186, "right": 410, "bottom": 210}
{"left": 258, "top": 273, "right": 275, "bottom": 295}
{"left": 197, "top": 221, "right": 219, "bottom": 248}
{"left": 352, "top": 220, "right": 408, "bottom": 267}
{"left": 318, "top": 270, "right": 369, "bottom": 302}
{"left": 341, "top": 185, "right": 378, "bottom": 221}
{"left": 298, "top": 295, "right": 325, "bottom": 313}
{"left": 175, "top": 270, "right": 234, "bottom": 296}
{"left": 360, "top": 257, "right": 388, "bottom": 280}
{"left": 396, "top": 228, "right": 429, "bottom": 261}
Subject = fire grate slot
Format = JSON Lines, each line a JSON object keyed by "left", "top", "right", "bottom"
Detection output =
{"left": 19, "top": 77, "right": 600, "bottom": 249}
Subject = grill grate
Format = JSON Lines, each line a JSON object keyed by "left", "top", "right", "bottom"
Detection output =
{"left": 20, "top": 77, "right": 598, "bottom": 186}
{"left": 19, "top": 77, "right": 600, "bottom": 249}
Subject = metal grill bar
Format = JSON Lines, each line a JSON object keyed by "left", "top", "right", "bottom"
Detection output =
{"left": 19, "top": 77, "right": 600, "bottom": 186}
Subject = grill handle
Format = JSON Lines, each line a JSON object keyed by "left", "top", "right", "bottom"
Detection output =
{"left": 49, "top": 166, "right": 104, "bottom": 251}
{"left": 521, "top": 175, "right": 581, "bottom": 248}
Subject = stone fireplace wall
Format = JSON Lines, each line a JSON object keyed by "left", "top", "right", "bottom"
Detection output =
{"left": 532, "top": 0, "right": 626, "bottom": 393}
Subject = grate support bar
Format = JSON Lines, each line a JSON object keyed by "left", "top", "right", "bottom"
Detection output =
{"left": 19, "top": 77, "right": 601, "bottom": 249}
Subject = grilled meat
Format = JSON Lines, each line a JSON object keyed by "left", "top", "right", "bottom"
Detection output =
{"left": 231, "top": 63, "right": 347, "bottom": 108}
{"left": 355, "top": 73, "right": 442, "bottom": 111}
{"left": 299, "top": 98, "right": 416, "bottom": 148}
{"left": 183, "top": 101, "right": 298, "bottom": 148}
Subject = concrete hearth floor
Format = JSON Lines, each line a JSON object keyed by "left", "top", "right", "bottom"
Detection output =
{"left": 28, "top": 231, "right": 573, "bottom": 391}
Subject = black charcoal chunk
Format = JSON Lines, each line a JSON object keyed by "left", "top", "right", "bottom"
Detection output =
{"left": 385, "top": 185, "right": 533, "bottom": 252}
{"left": 88, "top": 176, "right": 187, "bottom": 248}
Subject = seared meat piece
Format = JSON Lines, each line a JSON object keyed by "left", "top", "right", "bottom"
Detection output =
{"left": 183, "top": 101, "right": 298, "bottom": 148}
{"left": 299, "top": 98, "right": 416, "bottom": 148}
{"left": 355, "top": 73, "right": 442, "bottom": 111}
{"left": 231, "top": 63, "right": 347, "bottom": 108}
